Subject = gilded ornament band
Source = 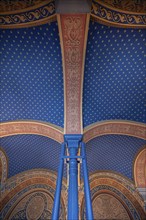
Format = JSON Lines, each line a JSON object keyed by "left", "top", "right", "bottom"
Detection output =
{"left": 0, "top": 0, "right": 55, "bottom": 29}
{"left": 91, "top": 0, "right": 146, "bottom": 28}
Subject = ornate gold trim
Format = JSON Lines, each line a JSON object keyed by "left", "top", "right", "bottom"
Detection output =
{"left": 91, "top": 14, "right": 146, "bottom": 29}
{"left": 0, "top": 0, "right": 54, "bottom": 15}
{"left": 83, "top": 120, "right": 146, "bottom": 142}
{"left": 0, "top": 15, "right": 56, "bottom": 29}
{"left": 91, "top": 0, "right": 146, "bottom": 29}
{"left": 0, "top": 121, "right": 64, "bottom": 143}
{"left": 0, "top": 0, "right": 56, "bottom": 29}
{"left": 93, "top": 0, "right": 146, "bottom": 15}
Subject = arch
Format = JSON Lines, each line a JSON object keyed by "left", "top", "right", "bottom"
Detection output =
{"left": 80, "top": 171, "right": 145, "bottom": 220}
{"left": 83, "top": 120, "right": 146, "bottom": 143}
{"left": 1, "top": 169, "right": 67, "bottom": 220}
{"left": 0, "top": 148, "right": 8, "bottom": 186}
{"left": 0, "top": 121, "right": 64, "bottom": 143}
{"left": 134, "top": 146, "right": 146, "bottom": 188}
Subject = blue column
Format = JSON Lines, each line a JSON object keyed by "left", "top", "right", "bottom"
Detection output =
{"left": 81, "top": 142, "right": 94, "bottom": 220}
{"left": 52, "top": 143, "right": 66, "bottom": 220}
{"left": 65, "top": 134, "right": 82, "bottom": 220}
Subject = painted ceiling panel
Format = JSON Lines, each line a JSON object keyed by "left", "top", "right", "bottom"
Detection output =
{"left": 83, "top": 21, "right": 146, "bottom": 127}
{"left": 0, "top": 134, "right": 63, "bottom": 178}
{"left": 0, "top": 22, "right": 64, "bottom": 127}
{"left": 85, "top": 135, "right": 146, "bottom": 180}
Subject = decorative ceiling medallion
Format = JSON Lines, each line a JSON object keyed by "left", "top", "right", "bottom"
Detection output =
{"left": 0, "top": 0, "right": 55, "bottom": 29}
{"left": 91, "top": 0, "right": 146, "bottom": 28}
{"left": 0, "top": 121, "right": 64, "bottom": 143}
{"left": 58, "top": 14, "right": 90, "bottom": 134}
{"left": 84, "top": 121, "right": 146, "bottom": 142}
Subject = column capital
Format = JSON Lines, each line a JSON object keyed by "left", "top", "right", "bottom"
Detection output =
{"left": 64, "top": 134, "right": 83, "bottom": 148}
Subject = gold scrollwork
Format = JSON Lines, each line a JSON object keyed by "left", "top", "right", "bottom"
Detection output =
{"left": 91, "top": 0, "right": 146, "bottom": 28}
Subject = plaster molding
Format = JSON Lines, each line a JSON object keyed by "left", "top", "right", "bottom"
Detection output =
{"left": 0, "top": 121, "right": 64, "bottom": 143}
{"left": 83, "top": 120, "right": 146, "bottom": 142}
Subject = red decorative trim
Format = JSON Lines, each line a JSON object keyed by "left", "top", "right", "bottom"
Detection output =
{"left": 0, "top": 121, "right": 64, "bottom": 143}
{"left": 58, "top": 14, "right": 90, "bottom": 134}
{"left": 84, "top": 121, "right": 146, "bottom": 142}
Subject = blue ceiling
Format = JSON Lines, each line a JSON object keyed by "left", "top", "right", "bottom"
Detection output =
{"left": 0, "top": 21, "right": 64, "bottom": 127}
{"left": 83, "top": 21, "right": 146, "bottom": 127}
{"left": 1, "top": 134, "right": 145, "bottom": 181}
{"left": 85, "top": 135, "right": 146, "bottom": 180}
{"left": 0, "top": 134, "right": 63, "bottom": 178}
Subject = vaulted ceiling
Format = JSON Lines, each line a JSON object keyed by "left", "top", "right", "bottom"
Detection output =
{"left": 0, "top": 0, "right": 146, "bottom": 186}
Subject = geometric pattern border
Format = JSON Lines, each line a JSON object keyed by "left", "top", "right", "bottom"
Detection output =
{"left": 91, "top": 0, "right": 146, "bottom": 29}
{"left": 83, "top": 120, "right": 146, "bottom": 142}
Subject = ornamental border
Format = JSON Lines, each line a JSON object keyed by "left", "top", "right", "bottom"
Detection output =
{"left": 91, "top": 0, "right": 146, "bottom": 29}
{"left": 83, "top": 120, "right": 146, "bottom": 142}
{"left": 0, "top": 0, "right": 56, "bottom": 29}
{"left": 0, "top": 121, "right": 64, "bottom": 143}
{"left": 1, "top": 120, "right": 145, "bottom": 143}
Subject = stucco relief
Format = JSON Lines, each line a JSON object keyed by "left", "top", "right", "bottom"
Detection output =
{"left": 92, "top": 193, "right": 130, "bottom": 220}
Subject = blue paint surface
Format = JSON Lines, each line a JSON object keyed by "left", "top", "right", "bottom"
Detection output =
{"left": 0, "top": 134, "right": 62, "bottom": 178}
{"left": 83, "top": 22, "right": 146, "bottom": 126}
{"left": 85, "top": 135, "right": 146, "bottom": 180}
{"left": 0, "top": 22, "right": 64, "bottom": 127}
